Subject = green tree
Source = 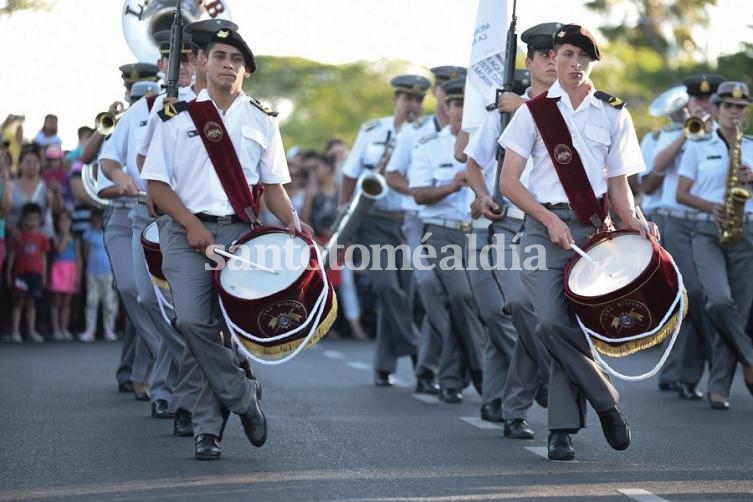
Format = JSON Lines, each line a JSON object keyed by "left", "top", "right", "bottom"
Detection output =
{"left": 0, "top": 0, "right": 52, "bottom": 16}
{"left": 243, "top": 57, "right": 420, "bottom": 151}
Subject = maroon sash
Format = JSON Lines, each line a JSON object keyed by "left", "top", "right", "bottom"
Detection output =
{"left": 526, "top": 93, "right": 606, "bottom": 228}
{"left": 146, "top": 95, "right": 158, "bottom": 113}
{"left": 186, "top": 100, "right": 262, "bottom": 222}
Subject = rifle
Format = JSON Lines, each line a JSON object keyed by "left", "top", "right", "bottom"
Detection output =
{"left": 492, "top": 0, "right": 518, "bottom": 212}
{"left": 165, "top": 0, "right": 183, "bottom": 99}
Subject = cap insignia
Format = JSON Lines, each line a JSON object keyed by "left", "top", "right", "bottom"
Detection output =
{"left": 700, "top": 79, "right": 710, "bottom": 93}
{"left": 412, "top": 83, "right": 422, "bottom": 92}
{"left": 217, "top": 29, "right": 230, "bottom": 39}
{"left": 557, "top": 30, "right": 566, "bottom": 38}
{"left": 732, "top": 84, "right": 743, "bottom": 99}
{"left": 130, "top": 68, "right": 139, "bottom": 81}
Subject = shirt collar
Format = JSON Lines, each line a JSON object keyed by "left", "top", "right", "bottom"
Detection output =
{"left": 547, "top": 79, "right": 600, "bottom": 111}
{"left": 196, "top": 88, "right": 248, "bottom": 110}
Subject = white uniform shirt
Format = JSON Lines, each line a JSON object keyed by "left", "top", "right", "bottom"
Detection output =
{"left": 137, "top": 86, "right": 197, "bottom": 158}
{"left": 653, "top": 127, "right": 689, "bottom": 212}
{"left": 385, "top": 114, "right": 442, "bottom": 212}
{"left": 410, "top": 126, "right": 475, "bottom": 221}
{"left": 678, "top": 131, "right": 753, "bottom": 213}
{"left": 341, "top": 116, "right": 405, "bottom": 212}
{"left": 465, "top": 90, "right": 532, "bottom": 207}
{"left": 498, "top": 80, "right": 645, "bottom": 204}
{"left": 638, "top": 130, "right": 662, "bottom": 212}
{"left": 141, "top": 89, "right": 290, "bottom": 216}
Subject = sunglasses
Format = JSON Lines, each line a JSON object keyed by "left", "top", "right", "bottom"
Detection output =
{"left": 721, "top": 102, "right": 747, "bottom": 110}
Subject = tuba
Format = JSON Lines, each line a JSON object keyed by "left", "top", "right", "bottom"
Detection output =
{"left": 719, "top": 120, "right": 751, "bottom": 245}
{"left": 122, "top": 0, "right": 233, "bottom": 62}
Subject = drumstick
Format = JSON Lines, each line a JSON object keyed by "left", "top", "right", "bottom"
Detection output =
{"left": 570, "top": 242, "right": 616, "bottom": 279}
{"left": 635, "top": 205, "right": 651, "bottom": 234}
{"left": 213, "top": 248, "right": 279, "bottom": 275}
{"left": 291, "top": 209, "right": 302, "bottom": 233}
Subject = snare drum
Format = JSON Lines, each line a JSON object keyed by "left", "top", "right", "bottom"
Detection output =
{"left": 215, "top": 227, "right": 337, "bottom": 364}
{"left": 564, "top": 230, "right": 687, "bottom": 358}
{"left": 140, "top": 221, "right": 168, "bottom": 290}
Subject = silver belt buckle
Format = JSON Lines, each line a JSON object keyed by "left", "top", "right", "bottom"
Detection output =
{"left": 217, "top": 215, "right": 233, "bottom": 225}
{"left": 460, "top": 221, "right": 472, "bottom": 233}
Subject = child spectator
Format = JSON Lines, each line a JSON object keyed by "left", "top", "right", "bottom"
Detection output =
{"left": 49, "top": 209, "right": 81, "bottom": 341}
{"left": 80, "top": 209, "right": 117, "bottom": 342}
{"left": 6, "top": 203, "right": 49, "bottom": 343}
{"left": 0, "top": 145, "right": 12, "bottom": 271}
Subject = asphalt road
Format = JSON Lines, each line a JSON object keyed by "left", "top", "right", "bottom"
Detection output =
{"left": 1, "top": 339, "right": 752, "bottom": 501}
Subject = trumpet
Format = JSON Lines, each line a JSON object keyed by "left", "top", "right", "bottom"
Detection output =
{"left": 95, "top": 102, "right": 125, "bottom": 136}
{"left": 683, "top": 112, "right": 712, "bottom": 140}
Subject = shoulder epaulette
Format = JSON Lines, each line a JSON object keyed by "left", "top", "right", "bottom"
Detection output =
{"left": 594, "top": 90, "right": 625, "bottom": 109}
{"left": 418, "top": 131, "right": 438, "bottom": 144}
{"left": 362, "top": 119, "right": 381, "bottom": 132}
{"left": 412, "top": 115, "right": 430, "bottom": 128}
{"left": 248, "top": 96, "right": 278, "bottom": 117}
{"left": 158, "top": 101, "right": 188, "bottom": 121}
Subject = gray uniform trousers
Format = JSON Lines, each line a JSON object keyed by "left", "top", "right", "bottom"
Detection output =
{"left": 358, "top": 213, "right": 418, "bottom": 374}
{"left": 426, "top": 224, "right": 486, "bottom": 390}
{"left": 130, "top": 204, "right": 199, "bottom": 407}
{"left": 466, "top": 224, "right": 516, "bottom": 406}
{"left": 402, "top": 212, "right": 446, "bottom": 378}
{"left": 491, "top": 218, "right": 551, "bottom": 420}
{"left": 115, "top": 318, "right": 136, "bottom": 385}
{"left": 660, "top": 215, "right": 715, "bottom": 386}
{"left": 161, "top": 218, "right": 257, "bottom": 436}
{"left": 156, "top": 216, "right": 204, "bottom": 415}
{"left": 521, "top": 208, "right": 619, "bottom": 431}
{"left": 691, "top": 220, "right": 753, "bottom": 396}
{"left": 104, "top": 206, "right": 160, "bottom": 385}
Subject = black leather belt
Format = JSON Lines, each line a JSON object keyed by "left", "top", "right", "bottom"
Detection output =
{"left": 543, "top": 195, "right": 605, "bottom": 210}
{"left": 194, "top": 212, "right": 242, "bottom": 225}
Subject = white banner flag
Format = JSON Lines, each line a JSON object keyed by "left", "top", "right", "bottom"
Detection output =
{"left": 461, "top": 0, "right": 509, "bottom": 132}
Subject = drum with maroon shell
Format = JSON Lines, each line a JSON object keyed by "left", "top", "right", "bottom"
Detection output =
{"left": 564, "top": 230, "right": 687, "bottom": 358}
{"left": 215, "top": 226, "right": 337, "bottom": 364}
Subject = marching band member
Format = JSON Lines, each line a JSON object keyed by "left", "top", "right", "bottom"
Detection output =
{"left": 410, "top": 78, "right": 486, "bottom": 403}
{"left": 99, "top": 30, "right": 197, "bottom": 425}
{"left": 651, "top": 74, "right": 724, "bottom": 399}
{"left": 676, "top": 81, "right": 753, "bottom": 410}
{"left": 339, "top": 75, "right": 429, "bottom": 387}
{"left": 384, "top": 66, "right": 466, "bottom": 395}
{"left": 464, "top": 21, "right": 562, "bottom": 438}
{"left": 143, "top": 27, "right": 300, "bottom": 460}
{"left": 499, "top": 24, "right": 648, "bottom": 460}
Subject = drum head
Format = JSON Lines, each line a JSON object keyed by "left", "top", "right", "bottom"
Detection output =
{"left": 143, "top": 221, "right": 160, "bottom": 244}
{"left": 568, "top": 234, "right": 652, "bottom": 297}
{"left": 219, "top": 233, "right": 311, "bottom": 299}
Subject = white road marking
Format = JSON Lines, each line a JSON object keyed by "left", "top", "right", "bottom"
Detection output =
{"left": 617, "top": 488, "right": 670, "bottom": 502}
{"left": 412, "top": 394, "right": 440, "bottom": 404}
{"left": 525, "top": 446, "right": 549, "bottom": 458}
{"left": 322, "top": 350, "right": 344, "bottom": 360}
{"left": 346, "top": 361, "right": 372, "bottom": 371}
{"left": 460, "top": 416, "right": 503, "bottom": 430}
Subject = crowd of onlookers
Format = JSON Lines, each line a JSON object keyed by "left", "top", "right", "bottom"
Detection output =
{"left": 0, "top": 113, "right": 375, "bottom": 344}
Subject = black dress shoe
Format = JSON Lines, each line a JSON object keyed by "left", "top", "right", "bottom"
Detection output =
{"left": 415, "top": 376, "right": 440, "bottom": 395}
{"left": 374, "top": 371, "right": 394, "bottom": 387}
{"left": 194, "top": 433, "right": 221, "bottom": 460}
{"left": 597, "top": 406, "right": 631, "bottom": 450}
{"left": 118, "top": 381, "right": 134, "bottom": 393}
{"left": 678, "top": 382, "right": 703, "bottom": 400}
{"left": 547, "top": 431, "right": 575, "bottom": 461}
{"left": 504, "top": 418, "right": 535, "bottom": 439}
{"left": 239, "top": 380, "right": 267, "bottom": 447}
{"left": 134, "top": 391, "right": 150, "bottom": 401}
{"left": 744, "top": 379, "right": 753, "bottom": 398}
{"left": 534, "top": 383, "right": 548, "bottom": 408}
{"left": 708, "top": 393, "right": 730, "bottom": 410}
{"left": 439, "top": 388, "right": 462, "bottom": 403}
{"left": 480, "top": 399, "right": 503, "bottom": 422}
{"left": 151, "top": 399, "right": 174, "bottom": 418}
{"left": 658, "top": 380, "right": 680, "bottom": 392}
{"left": 174, "top": 409, "right": 193, "bottom": 437}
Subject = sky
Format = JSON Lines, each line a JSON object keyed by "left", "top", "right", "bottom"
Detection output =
{"left": 1, "top": 0, "right": 751, "bottom": 149}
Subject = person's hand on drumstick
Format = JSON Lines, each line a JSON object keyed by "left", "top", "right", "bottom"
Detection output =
{"left": 186, "top": 219, "right": 215, "bottom": 255}
{"left": 289, "top": 209, "right": 314, "bottom": 238}
{"left": 545, "top": 214, "right": 575, "bottom": 250}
